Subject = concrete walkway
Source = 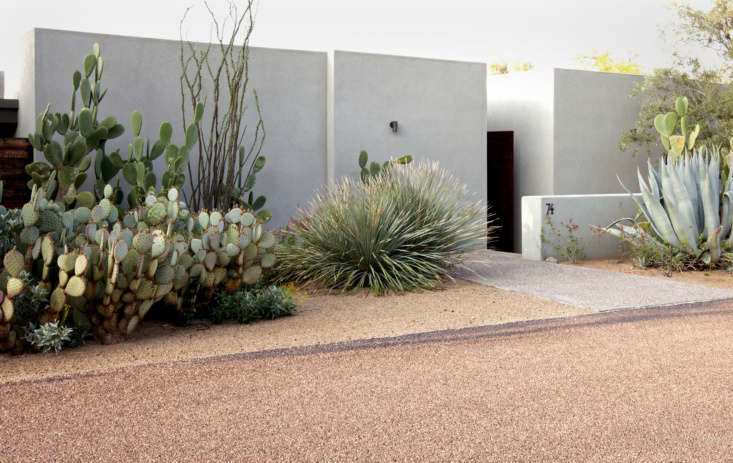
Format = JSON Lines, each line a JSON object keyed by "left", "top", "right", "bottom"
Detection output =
{"left": 455, "top": 251, "right": 733, "bottom": 312}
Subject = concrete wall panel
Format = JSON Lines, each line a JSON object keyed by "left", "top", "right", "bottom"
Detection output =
{"left": 19, "top": 28, "right": 327, "bottom": 229}
{"left": 332, "top": 51, "right": 488, "bottom": 208}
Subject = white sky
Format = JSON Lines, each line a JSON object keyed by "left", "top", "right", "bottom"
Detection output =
{"left": 0, "top": 0, "right": 717, "bottom": 98}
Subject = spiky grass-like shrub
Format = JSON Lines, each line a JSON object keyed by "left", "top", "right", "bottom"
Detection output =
{"left": 277, "top": 161, "right": 490, "bottom": 293}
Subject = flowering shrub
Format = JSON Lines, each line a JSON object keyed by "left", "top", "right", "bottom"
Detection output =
{"left": 541, "top": 216, "right": 595, "bottom": 263}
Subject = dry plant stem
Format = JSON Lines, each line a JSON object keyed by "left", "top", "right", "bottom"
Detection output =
{"left": 179, "top": 0, "right": 266, "bottom": 211}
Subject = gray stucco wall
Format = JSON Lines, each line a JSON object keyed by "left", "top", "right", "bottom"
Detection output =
{"left": 18, "top": 28, "right": 327, "bottom": 229}
{"left": 332, "top": 51, "right": 488, "bottom": 209}
{"left": 553, "top": 68, "right": 653, "bottom": 195}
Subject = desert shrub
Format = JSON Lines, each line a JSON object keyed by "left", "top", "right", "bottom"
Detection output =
{"left": 24, "top": 320, "right": 73, "bottom": 354}
{"left": 209, "top": 285, "right": 297, "bottom": 324}
{"left": 276, "top": 161, "right": 489, "bottom": 293}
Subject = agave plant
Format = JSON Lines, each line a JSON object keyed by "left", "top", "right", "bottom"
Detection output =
{"left": 277, "top": 161, "right": 490, "bottom": 293}
{"left": 607, "top": 147, "right": 733, "bottom": 265}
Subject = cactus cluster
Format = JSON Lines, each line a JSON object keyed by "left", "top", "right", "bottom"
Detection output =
{"left": 190, "top": 207, "right": 277, "bottom": 297}
{"left": 0, "top": 180, "right": 274, "bottom": 351}
{"left": 121, "top": 104, "right": 203, "bottom": 208}
{"left": 27, "top": 43, "right": 125, "bottom": 206}
{"left": 653, "top": 96, "right": 701, "bottom": 163}
{"left": 357, "top": 150, "right": 413, "bottom": 183}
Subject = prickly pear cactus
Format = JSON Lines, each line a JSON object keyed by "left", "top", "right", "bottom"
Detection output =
{"left": 653, "top": 96, "right": 701, "bottom": 163}
{"left": 189, "top": 206, "right": 276, "bottom": 298}
{"left": 0, "top": 248, "right": 25, "bottom": 350}
{"left": 7, "top": 179, "right": 277, "bottom": 348}
{"left": 26, "top": 43, "right": 125, "bottom": 206}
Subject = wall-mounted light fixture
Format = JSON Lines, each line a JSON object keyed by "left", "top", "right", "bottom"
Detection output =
{"left": 389, "top": 121, "right": 398, "bottom": 133}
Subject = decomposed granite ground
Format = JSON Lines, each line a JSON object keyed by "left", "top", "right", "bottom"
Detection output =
{"left": 0, "top": 279, "right": 589, "bottom": 383}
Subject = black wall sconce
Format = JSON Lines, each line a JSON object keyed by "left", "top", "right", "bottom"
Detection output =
{"left": 389, "top": 121, "right": 398, "bottom": 133}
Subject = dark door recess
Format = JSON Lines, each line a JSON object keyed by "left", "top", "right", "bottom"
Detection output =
{"left": 486, "top": 131, "right": 514, "bottom": 252}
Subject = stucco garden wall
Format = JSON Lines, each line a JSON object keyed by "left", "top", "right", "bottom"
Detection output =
{"left": 331, "top": 51, "right": 488, "bottom": 209}
{"left": 18, "top": 28, "right": 327, "bottom": 229}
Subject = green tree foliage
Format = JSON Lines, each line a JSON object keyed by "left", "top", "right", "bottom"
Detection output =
{"left": 621, "top": 1, "right": 733, "bottom": 156}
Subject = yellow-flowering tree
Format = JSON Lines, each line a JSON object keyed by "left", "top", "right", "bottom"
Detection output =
{"left": 575, "top": 51, "right": 642, "bottom": 74}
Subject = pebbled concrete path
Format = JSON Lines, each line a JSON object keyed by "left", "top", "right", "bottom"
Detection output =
{"left": 456, "top": 251, "right": 733, "bottom": 312}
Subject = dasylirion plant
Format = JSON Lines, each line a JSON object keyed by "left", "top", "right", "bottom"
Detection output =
{"left": 26, "top": 43, "right": 126, "bottom": 206}
{"left": 607, "top": 147, "right": 733, "bottom": 267}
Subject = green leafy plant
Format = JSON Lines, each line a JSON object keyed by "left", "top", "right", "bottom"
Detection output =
{"left": 277, "top": 161, "right": 489, "bottom": 294}
{"left": 541, "top": 216, "right": 594, "bottom": 263}
{"left": 621, "top": 1, "right": 733, "bottom": 157}
{"left": 357, "top": 150, "right": 412, "bottom": 183}
{"left": 26, "top": 43, "right": 125, "bottom": 206}
{"left": 209, "top": 285, "right": 296, "bottom": 324}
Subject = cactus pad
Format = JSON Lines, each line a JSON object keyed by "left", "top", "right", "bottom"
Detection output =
{"left": 151, "top": 235, "right": 166, "bottom": 258}
{"left": 240, "top": 212, "right": 255, "bottom": 227}
{"left": 1, "top": 297, "right": 13, "bottom": 322}
{"left": 257, "top": 231, "right": 276, "bottom": 249}
{"left": 203, "top": 252, "right": 217, "bottom": 271}
{"left": 50, "top": 287, "right": 66, "bottom": 312}
{"left": 74, "top": 254, "right": 89, "bottom": 276}
{"left": 65, "top": 276, "right": 87, "bottom": 298}
{"left": 198, "top": 212, "right": 210, "bottom": 229}
{"left": 38, "top": 209, "right": 61, "bottom": 233}
{"left": 3, "top": 249, "right": 24, "bottom": 277}
{"left": 41, "top": 235, "right": 55, "bottom": 265}
{"left": 127, "top": 315, "right": 140, "bottom": 335}
{"left": 21, "top": 203, "right": 39, "bottom": 227}
{"left": 20, "top": 226, "right": 40, "bottom": 245}
{"left": 77, "top": 191, "right": 95, "bottom": 208}
{"left": 261, "top": 253, "right": 276, "bottom": 269}
{"left": 243, "top": 243, "right": 258, "bottom": 260}
{"left": 5, "top": 277, "right": 24, "bottom": 298}
{"left": 74, "top": 206, "right": 92, "bottom": 224}
{"left": 133, "top": 232, "right": 153, "bottom": 254}
{"left": 154, "top": 265, "right": 174, "bottom": 285}
{"left": 167, "top": 187, "right": 179, "bottom": 202}
{"left": 210, "top": 211, "right": 222, "bottom": 227}
{"left": 137, "top": 279, "right": 154, "bottom": 299}
{"left": 225, "top": 243, "right": 240, "bottom": 257}
{"left": 243, "top": 265, "right": 262, "bottom": 285}
{"left": 122, "top": 213, "right": 137, "bottom": 229}
{"left": 147, "top": 202, "right": 167, "bottom": 225}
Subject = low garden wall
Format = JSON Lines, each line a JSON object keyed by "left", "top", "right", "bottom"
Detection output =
{"left": 521, "top": 193, "right": 641, "bottom": 261}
